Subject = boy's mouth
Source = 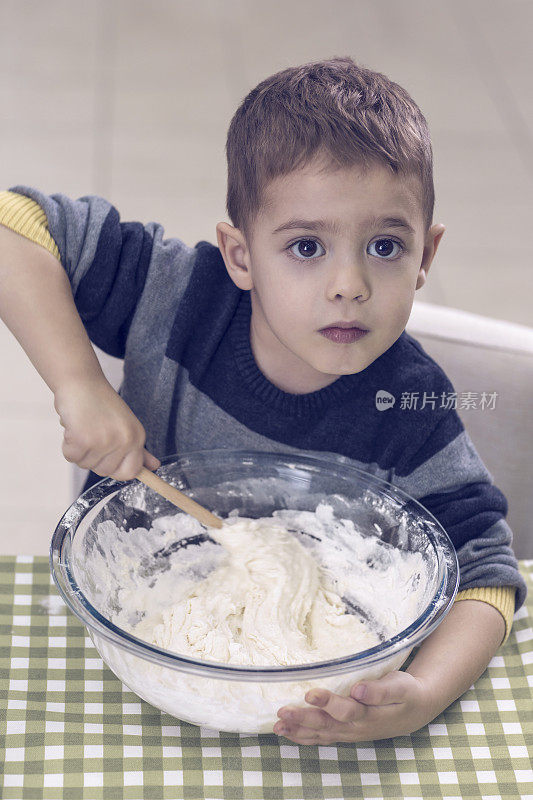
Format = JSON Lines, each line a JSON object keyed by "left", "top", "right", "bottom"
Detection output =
{"left": 320, "top": 319, "right": 368, "bottom": 331}
{"left": 319, "top": 322, "right": 369, "bottom": 344}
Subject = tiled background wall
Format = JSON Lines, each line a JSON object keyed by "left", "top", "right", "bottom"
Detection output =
{"left": 1, "top": 0, "right": 531, "bottom": 553}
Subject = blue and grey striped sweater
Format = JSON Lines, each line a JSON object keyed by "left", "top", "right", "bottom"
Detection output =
{"left": 2, "top": 186, "right": 527, "bottom": 622}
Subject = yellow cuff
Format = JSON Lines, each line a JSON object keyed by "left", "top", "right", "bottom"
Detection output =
{"left": 0, "top": 190, "right": 60, "bottom": 261}
{"left": 454, "top": 585, "right": 516, "bottom": 645}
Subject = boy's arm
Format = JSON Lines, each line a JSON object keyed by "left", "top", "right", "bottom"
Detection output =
{"left": 274, "top": 594, "right": 509, "bottom": 744}
{"left": 0, "top": 221, "right": 106, "bottom": 396}
{"left": 404, "top": 595, "right": 506, "bottom": 717}
{"left": 391, "top": 401, "right": 527, "bottom": 624}
{"left": 0, "top": 199, "right": 160, "bottom": 480}
{"left": 0, "top": 187, "right": 154, "bottom": 359}
{"left": 275, "top": 388, "right": 524, "bottom": 743}
{"left": 453, "top": 584, "right": 516, "bottom": 644}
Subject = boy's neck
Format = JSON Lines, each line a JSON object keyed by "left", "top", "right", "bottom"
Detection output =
{"left": 249, "top": 317, "right": 340, "bottom": 395}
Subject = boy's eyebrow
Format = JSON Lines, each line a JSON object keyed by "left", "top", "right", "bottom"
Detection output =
{"left": 272, "top": 215, "right": 416, "bottom": 236}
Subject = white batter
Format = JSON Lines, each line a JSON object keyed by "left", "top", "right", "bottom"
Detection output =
{"left": 133, "top": 515, "right": 381, "bottom": 666}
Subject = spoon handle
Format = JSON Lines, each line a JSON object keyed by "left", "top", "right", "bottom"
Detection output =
{"left": 136, "top": 467, "right": 223, "bottom": 529}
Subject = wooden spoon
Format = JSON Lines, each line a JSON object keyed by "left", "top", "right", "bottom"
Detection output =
{"left": 136, "top": 466, "right": 223, "bottom": 529}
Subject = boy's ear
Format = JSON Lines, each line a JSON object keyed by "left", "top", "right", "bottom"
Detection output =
{"left": 216, "top": 222, "right": 254, "bottom": 291}
{"left": 416, "top": 223, "right": 445, "bottom": 290}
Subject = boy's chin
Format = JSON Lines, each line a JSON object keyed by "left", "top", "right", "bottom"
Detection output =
{"left": 313, "top": 345, "right": 375, "bottom": 375}
{"left": 311, "top": 357, "right": 371, "bottom": 378}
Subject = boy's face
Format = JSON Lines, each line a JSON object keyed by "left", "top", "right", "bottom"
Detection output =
{"left": 217, "top": 157, "right": 445, "bottom": 394}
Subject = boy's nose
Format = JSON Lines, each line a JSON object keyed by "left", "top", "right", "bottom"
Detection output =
{"left": 326, "top": 260, "right": 371, "bottom": 302}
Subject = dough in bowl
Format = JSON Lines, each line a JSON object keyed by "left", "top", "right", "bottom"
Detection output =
{"left": 133, "top": 514, "right": 382, "bottom": 665}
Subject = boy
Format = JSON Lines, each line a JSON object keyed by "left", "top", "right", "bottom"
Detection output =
{"left": 0, "top": 56, "right": 526, "bottom": 745}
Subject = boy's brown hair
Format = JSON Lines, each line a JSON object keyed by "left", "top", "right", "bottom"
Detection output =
{"left": 225, "top": 56, "right": 434, "bottom": 243}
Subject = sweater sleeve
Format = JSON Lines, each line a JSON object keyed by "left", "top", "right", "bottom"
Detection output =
{"left": 0, "top": 186, "right": 192, "bottom": 359}
{"left": 391, "top": 405, "right": 527, "bottom": 635}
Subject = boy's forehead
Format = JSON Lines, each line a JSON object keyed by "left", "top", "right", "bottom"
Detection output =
{"left": 261, "top": 163, "right": 423, "bottom": 230}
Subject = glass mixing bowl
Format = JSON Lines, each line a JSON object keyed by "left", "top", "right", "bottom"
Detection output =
{"left": 50, "top": 449, "right": 459, "bottom": 734}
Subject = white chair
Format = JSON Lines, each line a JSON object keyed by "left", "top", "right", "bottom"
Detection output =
{"left": 72, "top": 301, "right": 533, "bottom": 558}
{"left": 406, "top": 302, "right": 533, "bottom": 559}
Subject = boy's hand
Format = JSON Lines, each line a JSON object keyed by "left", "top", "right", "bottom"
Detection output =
{"left": 273, "top": 671, "right": 432, "bottom": 744}
{"left": 54, "top": 377, "right": 161, "bottom": 481}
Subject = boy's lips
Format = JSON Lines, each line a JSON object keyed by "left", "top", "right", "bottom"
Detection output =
{"left": 319, "top": 323, "right": 369, "bottom": 344}
{"left": 319, "top": 320, "right": 369, "bottom": 332}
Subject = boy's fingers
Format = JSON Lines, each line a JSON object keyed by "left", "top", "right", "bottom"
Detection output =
{"left": 109, "top": 450, "right": 144, "bottom": 482}
{"left": 277, "top": 705, "right": 333, "bottom": 731}
{"left": 64, "top": 446, "right": 90, "bottom": 465}
{"left": 350, "top": 672, "right": 412, "bottom": 706}
{"left": 275, "top": 723, "right": 322, "bottom": 745}
{"left": 89, "top": 447, "right": 122, "bottom": 474}
{"left": 90, "top": 447, "right": 140, "bottom": 478}
{"left": 143, "top": 449, "right": 161, "bottom": 470}
{"left": 304, "top": 690, "right": 366, "bottom": 724}
{"left": 62, "top": 437, "right": 91, "bottom": 464}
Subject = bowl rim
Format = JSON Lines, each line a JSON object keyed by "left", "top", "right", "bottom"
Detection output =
{"left": 50, "top": 448, "right": 459, "bottom": 681}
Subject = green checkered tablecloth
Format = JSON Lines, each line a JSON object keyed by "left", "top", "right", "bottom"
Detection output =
{"left": 1, "top": 556, "right": 532, "bottom": 800}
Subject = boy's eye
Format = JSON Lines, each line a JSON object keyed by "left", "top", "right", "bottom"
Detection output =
{"left": 368, "top": 238, "right": 403, "bottom": 259}
{"left": 287, "top": 238, "right": 325, "bottom": 260}
{"left": 286, "top": 237, "right": 404, "bottom": 261}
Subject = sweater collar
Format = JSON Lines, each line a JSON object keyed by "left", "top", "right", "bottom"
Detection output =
{"left": 230, "top": 289, "right": 399, "bottom": 417}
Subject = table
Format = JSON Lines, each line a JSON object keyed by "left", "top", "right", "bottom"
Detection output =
{"left": 1, "top": 556, "right": 532, "bottom": 800}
